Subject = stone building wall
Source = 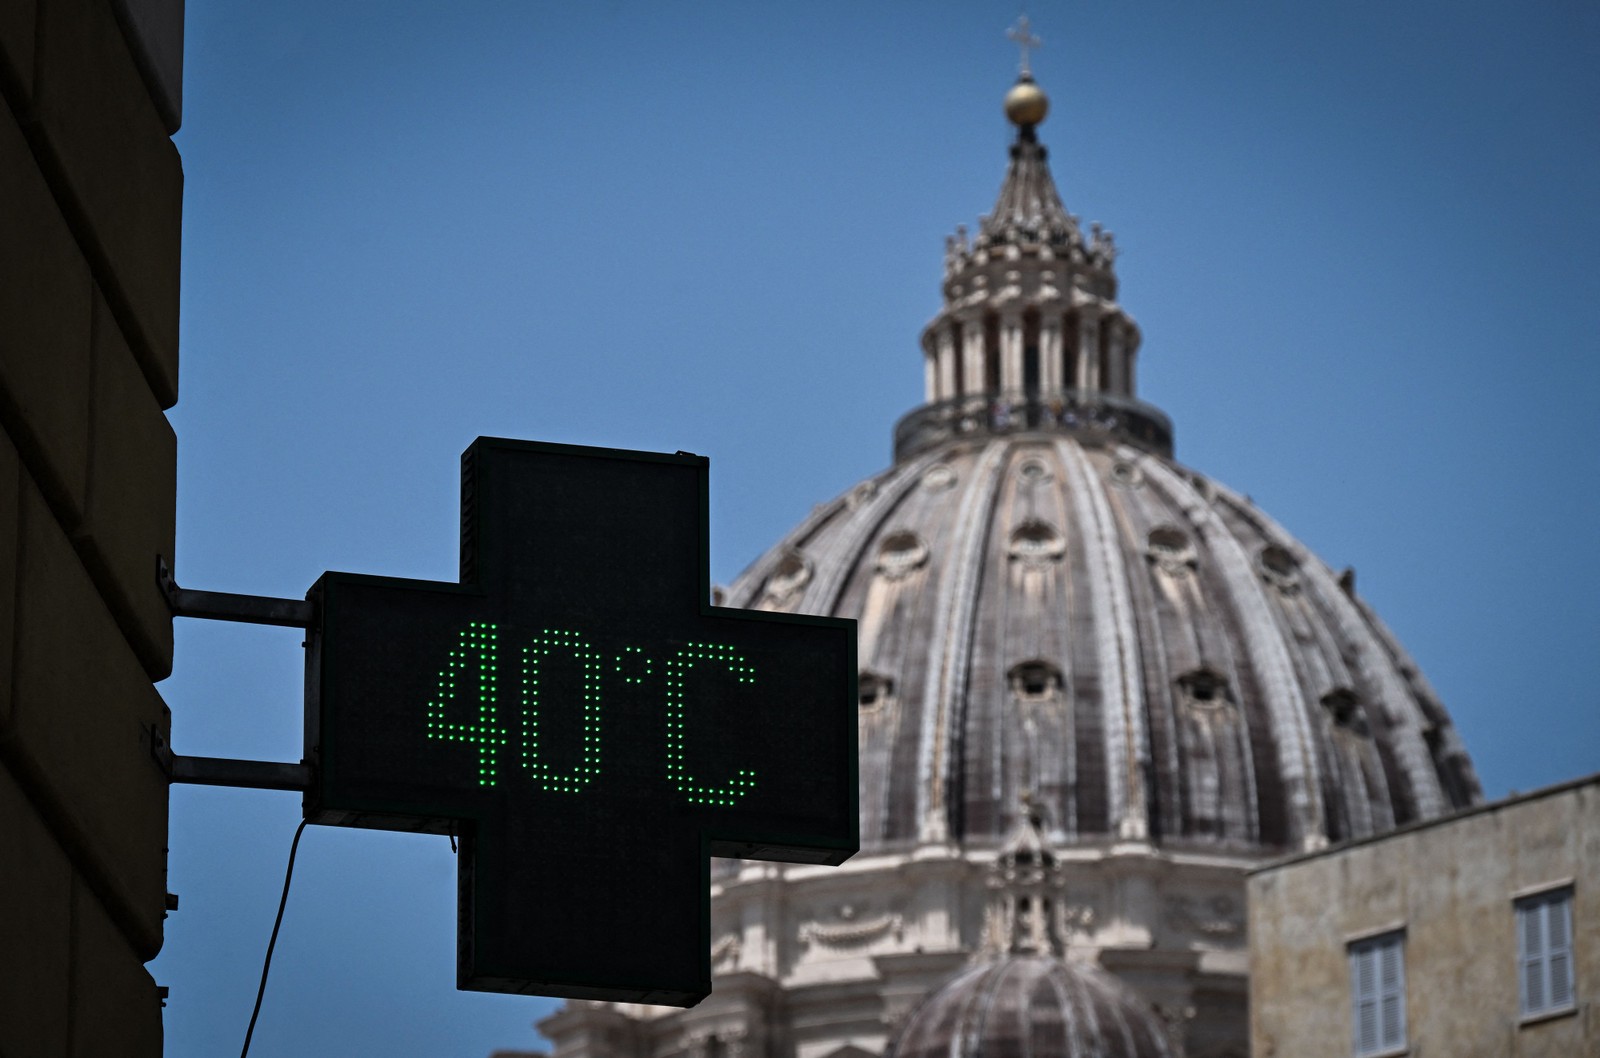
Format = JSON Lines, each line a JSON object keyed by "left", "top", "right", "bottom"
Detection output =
{"left": 0, "top": 0, "right": 182, "bottom": 1054}
{"left": 1249, "top": 774, "right": 1600, "bottom": 1058}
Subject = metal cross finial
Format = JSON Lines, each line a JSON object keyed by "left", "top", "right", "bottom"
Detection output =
{"left": 1008, "top": 15, "right": 1042, "bottom": 76}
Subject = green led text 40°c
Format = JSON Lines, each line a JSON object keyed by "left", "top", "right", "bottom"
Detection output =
{"left": 424, "top": 621, "right": 758, "bottom": 805}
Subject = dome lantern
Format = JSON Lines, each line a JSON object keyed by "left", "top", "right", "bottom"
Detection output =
{"left": 910, "top": 36, "right": 1169, "bottom": 462}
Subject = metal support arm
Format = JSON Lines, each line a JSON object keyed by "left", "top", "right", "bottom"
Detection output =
{"left": 170, "top": 754, "right": 314, "bottom": 792}
{"left": 158, "top": 557, "right": 314, "bottom": 628}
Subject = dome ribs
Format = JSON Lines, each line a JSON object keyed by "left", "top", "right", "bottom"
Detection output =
{"left": 965, "top": 446, "right": 1079, "bottom": 841}
{"left": 855, "top": 477, "right": 950, "bottom": 844}
{"left": 726, "top": 473, "right": 868, "bottom": 610}
{"left": 915, "top": 444, "right": 1008, "bottom": 844}
{"left": 1059, "top": 439, "right": 1151, "bottom": 841}
{"left": 801, "top": 452, "right": 945, "bottom": 617}
{"left": 1108, "top": 448, "right": 1261, "bottom": 846}
{"left": 1060, "top": 469, "right": 1112, "bottom": 838}
{"left": 728, "top": 435, "right": 1477, "bottom": 855}
{"left": 1140, "top": 458, "right": 1329, "bottom": 850}
{"left": 1209, "top": 479, "right": 1471, "bottom": 821}
{"left": 1203, "top": 494, "right": 1399, "bottom": 842}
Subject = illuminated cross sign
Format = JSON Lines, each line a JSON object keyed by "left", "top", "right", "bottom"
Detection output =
{"left": 304, "top": 438, "right": 857, "bottom": 1005}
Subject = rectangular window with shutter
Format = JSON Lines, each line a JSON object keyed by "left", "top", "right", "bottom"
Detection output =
{"left": 1348, "top": 931, "right": 1407, "bottom": 1056}
{"left": 1516, "top": 887, "right": 1576, "bottom": 1019}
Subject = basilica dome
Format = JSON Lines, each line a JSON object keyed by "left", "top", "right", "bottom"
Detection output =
{"left": 884, "top": 956, "right": 1176, "bottom": 1058}
{"left": 723, "top": 75, "right": 1479, "bottom": 857}
{"left": 541, "top": 61, "right": 1483, "bottom": 1058}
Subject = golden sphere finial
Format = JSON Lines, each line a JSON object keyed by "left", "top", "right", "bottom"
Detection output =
{"left": 1004, "top": 74, "right": 1049, "bottom": 127}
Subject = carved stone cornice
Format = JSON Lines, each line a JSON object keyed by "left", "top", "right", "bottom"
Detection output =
{"left": 893, "top": 391, "right": 1174, "bottom": 462}
{"left": 799, "top": 909, "right": 904, "bottom": 948}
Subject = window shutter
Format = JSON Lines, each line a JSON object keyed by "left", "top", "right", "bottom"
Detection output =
{"left": 1517, "top": 889, "right": 1576, "bottom": 1017}
{"left": 1520, "top": 898, "right": 1546, "bottom": 1013}
{"left": 1548, "top": 895, "right": 1574, "bottom": 1010}
{"left": 1350, "top": 934, "right": 1404, "bottom": 1056}
{"left": 1352, "top": 945, "right": 1378, "bottom": 1055}
{"left": 1379, "top": 939, "right": 1406, "bottom": 1049}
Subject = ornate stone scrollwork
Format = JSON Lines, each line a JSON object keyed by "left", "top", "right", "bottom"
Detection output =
{"left": 875, "top": 531, "right": 929, "bottom": 580}
{"left": 758, "top": 550, "right": 811, "bottom": 611}
{"left": 800, "top": 905, "right": 904, "bottom": 948}
{"left": 1109, "top": 459, "right": 1144, "bottom": 488}
{"left": 1258, "top": 543, "right": 1301, "bottom": 594}
{"left": 921, "top": 463, "right": 958, "bottom": 491}
{"left": 1147, "top": 525, "right": 1198, "bottom": 577}
{"left": 1008, "top": 520, "right": 1065, "bottom": 568}
{"left": 1163, "top": 894, "right": 1242, "bottom": 938}
{"left": 1057, "top": 902, "right": 1096, "bottom": 932}
{"left": 846, "top": 480, "right": 879, "bottom": 511}
{"left": 710, "top": 931, "right": 741, "bottom": 969}
{"left": 858, "top": 671, "right": 896, "bottom": 716}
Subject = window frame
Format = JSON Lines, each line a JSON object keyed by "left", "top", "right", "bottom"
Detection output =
{"left": 1515, "top": 886, "right": 1577, "bottom": 1022}
{"left": 1348, "top": 929, "right": 1408, "bottom": 1057}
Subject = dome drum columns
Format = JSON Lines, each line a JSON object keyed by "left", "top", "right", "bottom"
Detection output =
{"left": 920, "top": 299, "right": 1141, "bottom": 407}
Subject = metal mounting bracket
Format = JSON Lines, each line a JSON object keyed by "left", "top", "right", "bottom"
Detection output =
{"left": 171, "top": 754, "right": 313, "bottom": 791}
{"left": 158, "top": 557, "right": 315, "bottom": 628}
{"left": 149, "top": 726, "right": 313, "bottom": 791}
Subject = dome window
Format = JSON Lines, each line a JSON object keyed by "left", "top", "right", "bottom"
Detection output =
{"left": 1259, "top": 544, "right": 1301, "bottom": 593}
{"left": 922, "top": 464, "right": 958, "bottom": 491}
{"left": 1178, "top": 668, "right": 1231, "bottom": 707}
{"left": 846, "top": 480, "right": 879, "bottom": 510}
{"left": 758, "top": 550, "right": 812, "bottom": 610}
{"left": 1008, "top": 520, "right": 1065, "bottom": 565}
{"left": 876, "top": 531, "right": 930, "bottom": 579}
{"left": 1008, "top": 660, "right": 1062, "bottom": 700}
{"left": 1321, "top": 688, "right": 1369, "bottom": 734}
{"left": 1017, "top": 459, "right": 1051, "bottom": 483}
{"left": 859, "top": 672, "right": 895, "bottom": 711}
{"left": 1109, "top": 460, "right": 1144, "bottom": 488}
{"left": 1147, "top": 525, "right": 1198, "bottom": 576}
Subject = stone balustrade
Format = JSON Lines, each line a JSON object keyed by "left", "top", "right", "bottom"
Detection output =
{"left": 893, "top": 390, "right": 1174, "bottom": 461}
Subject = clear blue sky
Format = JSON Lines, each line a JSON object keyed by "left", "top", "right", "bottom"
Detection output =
{"left": 152, "top": 2, "right": 1599, "bottom": 1055}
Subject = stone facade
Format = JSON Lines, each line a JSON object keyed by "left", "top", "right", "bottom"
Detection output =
{"left": 1249, "top": 774, "right": 1600, "bottom": 1058}
{"left": 0, "top": 1, "right": 182, "bottom": 1054}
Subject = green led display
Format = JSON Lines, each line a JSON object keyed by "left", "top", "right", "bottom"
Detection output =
{"left": 306, "top": 438, "right": 857, "bottom": 1008}
{"left": 665, "top": 644, "right": 756, "bottom": 807}
{"left": 426, "top": 622, "right": 508, "bottom": 786}
{"left": 427, "top": 626, "right": 759, "bottom": 801}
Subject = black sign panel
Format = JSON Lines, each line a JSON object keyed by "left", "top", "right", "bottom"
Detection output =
{"left": 304, "top": 438, "right": 857, "bottom": 1005}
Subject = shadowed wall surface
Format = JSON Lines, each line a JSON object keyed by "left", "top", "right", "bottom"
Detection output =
{"left": 0, "top": 0, "right": 182, "bottom": 1053}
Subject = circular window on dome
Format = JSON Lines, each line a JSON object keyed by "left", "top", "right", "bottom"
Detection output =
{"left": 1109, "top": 460, "right": 1144, "bottom": 488}
{"left": 859, "top": 671, "right": 896, "bottom": 713}
{"left": 1147, "top": 525, "right": 1197, "bottom": 576}
{"left": 922, "top": 464, "right": 958, "bottom": 491}
{"left": 1017, "top": 458, "right": 1052, "bottom": 484}
{"left": 876, "top": 530, "right": 929, "bottom": 580}
{"left": 1009, "top": 519, "right": 1065, "bottom": 566}
{"left": 1008, "top": 660, "right": 1063, "bottom": 701}
{"left": 1258, "top": 544, "right": 1301, "bottom": 593}
{"left": 846, "top": 480, "right": 879, "bottom": 510}
{"left": 758, "top": 549, "right": 812, "bottom": 610}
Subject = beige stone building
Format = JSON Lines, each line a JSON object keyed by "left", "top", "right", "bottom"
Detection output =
{"left": 0, "top": 0, "right": 183, "bottom": 1055}
{"left": 1250, "top": 773, "right": 1598, "bottom": 1058}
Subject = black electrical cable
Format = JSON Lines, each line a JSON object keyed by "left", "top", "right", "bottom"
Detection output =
{"left": 240, "top": 818, "right": 309, "bottom": 1058}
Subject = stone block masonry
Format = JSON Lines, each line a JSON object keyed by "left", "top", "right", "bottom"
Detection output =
{"left": 0, "top": 1, "right": 184, "bottom": 1055}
